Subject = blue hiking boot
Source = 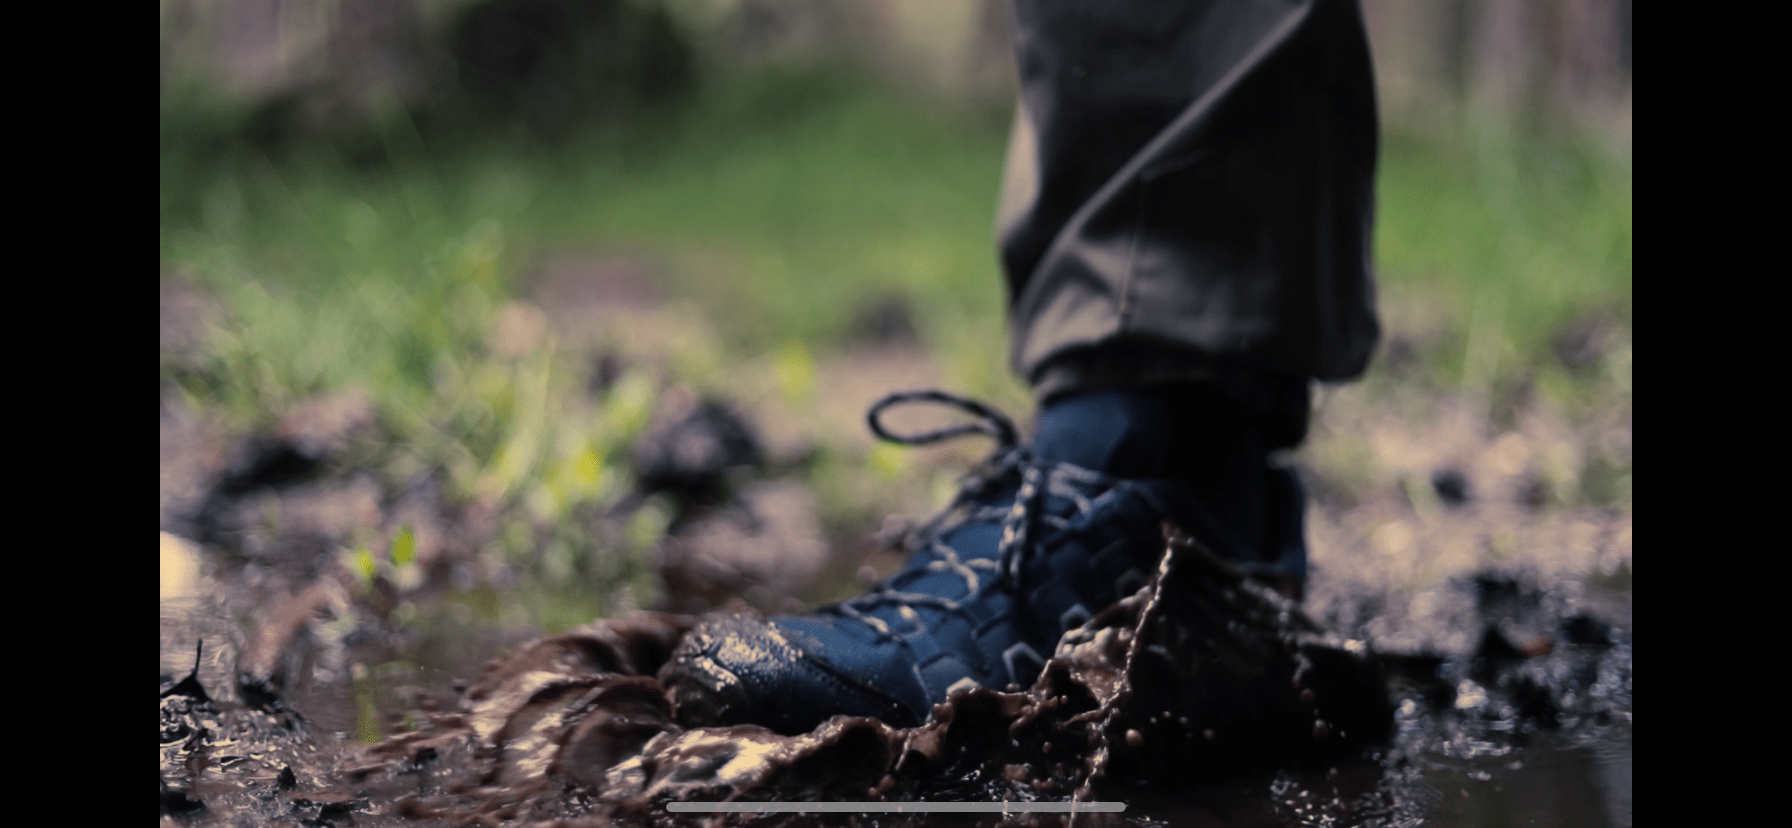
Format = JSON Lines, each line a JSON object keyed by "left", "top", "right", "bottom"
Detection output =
{"left": 658, "top": 386, "right": 1308, "bottom": 734}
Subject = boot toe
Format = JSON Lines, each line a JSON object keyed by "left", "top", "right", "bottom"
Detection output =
{"left": 659, "top": 613, "right": 920, "bottom": 734}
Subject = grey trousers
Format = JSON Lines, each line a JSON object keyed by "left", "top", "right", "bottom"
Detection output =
{"left": 1000, "top": 0, "right": 1380, "bottom": 407}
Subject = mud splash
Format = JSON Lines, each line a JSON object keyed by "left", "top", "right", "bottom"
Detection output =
{"left": 221, "top": 525, "right": 1381, "bottom": 826}
{"left": 159, "top": 524, "right": 1632, "bottom": 827}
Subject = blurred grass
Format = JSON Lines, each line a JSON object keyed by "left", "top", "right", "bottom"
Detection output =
{"left": 1373, "top": 122, "right": 1631, "bottom": 398}
{"left": 161, "top": 68, "right": 1630, "bottom": 629}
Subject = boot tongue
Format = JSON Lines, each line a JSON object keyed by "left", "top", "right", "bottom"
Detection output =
{"left": 1028, "top": 388, "right": 1172, "bottom": 479}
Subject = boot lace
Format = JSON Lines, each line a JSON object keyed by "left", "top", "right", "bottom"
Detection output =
{"left": 830, "top": 390, "right": 1122, "bottom": 639}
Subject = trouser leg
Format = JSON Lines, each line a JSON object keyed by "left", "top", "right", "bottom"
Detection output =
{"left": 999, "top": 0, "right": 1381, "bottom": 415}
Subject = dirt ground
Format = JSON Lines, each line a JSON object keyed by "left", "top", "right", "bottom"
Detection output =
{"left": 160, "top": 273, "right": 1631, "bottom": 827}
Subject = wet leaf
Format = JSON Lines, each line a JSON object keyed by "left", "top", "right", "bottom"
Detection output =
{"left": 391, "top": 524, "right": 416, "bottom": 566}
{"left": 355, "top": 545, "right": 377, "bottom": 586}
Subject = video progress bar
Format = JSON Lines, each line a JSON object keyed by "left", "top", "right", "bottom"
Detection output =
{"left": 667, "top": 801, "right": 1125, "bottom": 813}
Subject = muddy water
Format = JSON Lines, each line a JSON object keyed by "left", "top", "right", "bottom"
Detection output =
{"left": 160, "top": 524, "right": 1631, "bottom": 827}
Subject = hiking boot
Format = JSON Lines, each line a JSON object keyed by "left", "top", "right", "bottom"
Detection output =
{"left": 658, "top": 385, "right": 1307, "bottom": 734}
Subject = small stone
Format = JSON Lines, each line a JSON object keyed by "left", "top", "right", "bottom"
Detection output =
{"left": 1125, "top": 729, "right": 1144, "bottom": 747}
{"left": 1562, "top": 613, "right": 1612, "bottom": 646}
{"left": 1202, "top": 728, "right": 1217, "bottom": 741}
{"left": 1312, "top": 719, "right": 1330, "bottom": 740}
{"left": 1431, "top": 468, "right": 1471, "bottom": 506}
{"left": 1300, "top": 688, "right": 1316, "bottom": 704}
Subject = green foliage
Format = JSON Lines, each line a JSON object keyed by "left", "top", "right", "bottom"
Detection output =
{"left": 162, "top": 68, "right": 1630, "bottom": 632}
{"left": 1373, "top": 122, "right": 1632, "bottom": 392}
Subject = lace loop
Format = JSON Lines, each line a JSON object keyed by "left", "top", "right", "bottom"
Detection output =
{"left": 867, "top": 390, "right": 1019, "bottom": 449}
{"left": 838, "top": 390, "right": 1119, "bottom": 644}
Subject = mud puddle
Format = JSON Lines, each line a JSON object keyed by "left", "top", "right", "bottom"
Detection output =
{"left": 160, "top": 523, "right": 1631, "bottom": 827}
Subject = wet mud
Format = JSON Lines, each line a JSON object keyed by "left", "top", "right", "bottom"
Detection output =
{"left": 160, "top": 517, "right": 1631, "bottom": 827}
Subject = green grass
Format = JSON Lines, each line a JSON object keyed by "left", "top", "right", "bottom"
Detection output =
{"left": 1372, "top": 122, "right": 1631, "bottom": 394}
{"left": 161, "top": 69, "right": 1631, "bottom": 629}
{"left": 519, "top": 72, "right": 1016, "bottom": 362}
